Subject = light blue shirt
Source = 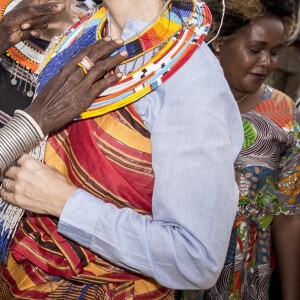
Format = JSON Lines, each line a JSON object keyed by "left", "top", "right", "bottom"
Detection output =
{"left": 58, "top": 19, "right": 243, "bottom": 289}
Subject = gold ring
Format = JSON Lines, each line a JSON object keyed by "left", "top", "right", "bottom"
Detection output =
{"left": 77, "top": 55, "right": 94, "bottom": 74}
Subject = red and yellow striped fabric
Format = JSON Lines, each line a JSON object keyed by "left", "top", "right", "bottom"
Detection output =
{"left": 0, "top": 106, "right": 172, "bottom": 299}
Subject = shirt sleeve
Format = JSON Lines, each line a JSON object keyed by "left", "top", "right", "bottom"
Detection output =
{"left": 276, "top": 96, "right": 300, "bottom": 215}
{"left": 58, "top": 43, "right": 244, "bottom": 289}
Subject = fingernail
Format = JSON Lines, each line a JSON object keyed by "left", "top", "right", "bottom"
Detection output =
{"left": 30, "top": 31, "right": 38, "bottom": 37}
{"left": 103, "top": 36, "right": 112, "bottom": 41}
{"left": 21, "top": 23, "right": 30, "bottom": 30}
{"left": 53, "top": 3, "right": 65, "bottom": 10}
{"left": 117, "top": 72, "right": 122, "bottom": 78}
{"left": 114, "top": 38, "right": 124, "bottom": 44}
{"left": 120, "top": 50, "right": 128, "bottom": 56}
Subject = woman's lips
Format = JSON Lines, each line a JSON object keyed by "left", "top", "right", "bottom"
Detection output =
{"left": 249, "top": 73, "right": 267, "bottom": 82}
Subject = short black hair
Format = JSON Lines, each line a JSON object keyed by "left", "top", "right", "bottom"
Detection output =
{"left": 206, "top": 0, "right": 299, "bottom": 41}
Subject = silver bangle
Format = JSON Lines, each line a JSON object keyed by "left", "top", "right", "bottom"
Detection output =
{"left": 0, "top": 110, "right": 44, "bottom": 175}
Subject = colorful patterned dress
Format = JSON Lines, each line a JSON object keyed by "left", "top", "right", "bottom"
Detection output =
{"left": 183, "top": 85, "right": 300, "bottom": 300}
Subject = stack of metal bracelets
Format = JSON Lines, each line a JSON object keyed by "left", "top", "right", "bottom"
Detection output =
{"left": 0, "top": 110, "right": 44, "bottom": 176}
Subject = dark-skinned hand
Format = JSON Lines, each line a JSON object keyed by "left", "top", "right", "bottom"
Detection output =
{"left": 25, "top": 38, "right": 128, "bottom": 135}
{"left": 0, "top": 0, "right": 65, "bottom": 55}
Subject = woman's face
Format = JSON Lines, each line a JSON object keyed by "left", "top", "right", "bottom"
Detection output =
{"left": 217, "top": 13, "right": 285, "bottom": 95}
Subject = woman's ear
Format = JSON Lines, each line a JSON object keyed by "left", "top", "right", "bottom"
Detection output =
{"left": 212, "top": 41, "right": 222, "bottom": 54}
{"left": 211, "top": 41, "right": 222, "bottom": 60}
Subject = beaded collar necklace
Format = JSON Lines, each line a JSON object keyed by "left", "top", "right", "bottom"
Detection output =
{"left": 38, "top": 0, "right": 212, "bottom": 120}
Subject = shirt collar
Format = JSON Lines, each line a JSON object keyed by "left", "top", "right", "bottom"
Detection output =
{"left": 107, "top": 13, "right": 149, "bottom": 40}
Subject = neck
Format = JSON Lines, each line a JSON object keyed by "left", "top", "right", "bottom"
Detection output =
{"left": 231, "top": 90, "right": 250, "bottom": 102}
{"left": 104, "top": 0, "right": 165, "bottom": 39}
{"left": 232, "top": 85, "right": 266, "bottom": 113}
{"left": 231, "top": 84, "right": 265, "bottom": 103}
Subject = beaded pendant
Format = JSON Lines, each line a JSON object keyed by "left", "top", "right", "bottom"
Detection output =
{"left": 38, "top": 0, "right": 212, "bottom": 119}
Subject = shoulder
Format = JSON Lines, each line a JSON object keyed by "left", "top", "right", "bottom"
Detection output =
{"left": 266, "top": 85, "right": 294, "bottom": 108}
{"left": 256, "top": 85, "right": 296, "bottom": 130}
{"left": 153, "top": 42, "right": 243, "bottom": 159}
{"left": 162, "top": 42, "right": 233, "bottom": 105}
{"left": 175, "top": 42, "right": 226, "bottom": 85}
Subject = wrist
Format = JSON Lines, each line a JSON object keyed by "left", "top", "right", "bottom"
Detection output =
{"left": 24, "top": 106, "right": 45, "bottom": 135}
{"left": 15, "top": 110, "right": 44, "bottom": 138}
{"left": 0, "top": 110, "right": 44, "bottom": 176}
{"left": 56, "top": 186, "right": 77, "bottom": 218}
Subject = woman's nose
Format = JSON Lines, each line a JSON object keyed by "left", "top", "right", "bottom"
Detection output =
{"left": 259, "top": 51, "right": 271, "bottom": 68}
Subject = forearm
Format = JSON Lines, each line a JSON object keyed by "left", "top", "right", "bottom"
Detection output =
{"left": 0, "top": 18, "right": 15, "bottom": 56}
{"left": 0, "top": 22, "right": 10, "bottom": 55}
{"left": 59, "top": 182, "right": 238, "bottom": 290}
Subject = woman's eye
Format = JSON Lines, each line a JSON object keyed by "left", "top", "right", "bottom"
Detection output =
{"left": 249, "top": 49, "right": 261, "bottom": 54}
{"left": 271, "top": 49, "right": 281, "bottom": 57}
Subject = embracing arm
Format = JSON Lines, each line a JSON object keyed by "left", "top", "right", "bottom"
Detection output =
{"left": 0, "top": 39, "right": 126, "bottom": 174}
{"left": 58, "top": 45, "right": 243, "bottom": 289}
